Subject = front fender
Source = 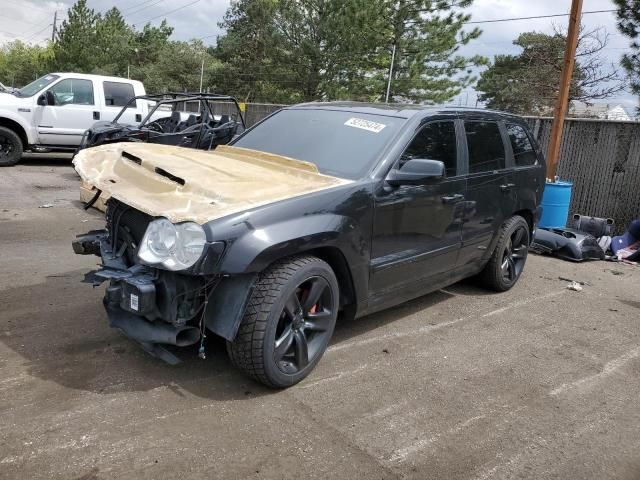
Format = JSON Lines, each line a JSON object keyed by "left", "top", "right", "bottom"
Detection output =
{"left": 0, "top": 109, "right": 37, "bottom": 144}
{"left": 218, "top": 213, "right": 363, "bottom": 274}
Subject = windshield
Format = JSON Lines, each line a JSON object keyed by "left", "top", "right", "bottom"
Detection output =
{"left": 232, "top": 108, "right": 406, "bottom": 179}
{"left": 16, "top": 74, "right": 59, "bottom": 97}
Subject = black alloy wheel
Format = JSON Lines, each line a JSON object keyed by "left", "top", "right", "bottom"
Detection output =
{"left": 500, "top": 225, "right": 529, "bottom": 284}
{"left": 227, "top": 255, "right": 339, "bottom": 388}
{"left": 274, "top": 276, "right": 335, "bottom": 374}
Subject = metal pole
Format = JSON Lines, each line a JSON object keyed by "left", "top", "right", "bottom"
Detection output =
{"left": 199, "top": 57, "right": 205, "bottom": 93}
{"left": 385, "top": 43, "right": 396, "bottom": 103}
{"left": 51, "top": 11, "right": 57, "bottom": 42}
{"left": 127, "top": 65, "right": 130, "bottom": 79}
{"left": 546, "top": 0, "right": 583, "bottom": 180}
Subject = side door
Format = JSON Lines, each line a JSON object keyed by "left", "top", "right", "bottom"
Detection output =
{"left": 101, "top": 81, "right": 140, "bottom": 125}
{"left": 457, "top": 119, "right": 517, "bottom": 270}
{"left": 504, "top": 122, "right": 545, "bottom": 217}
{"left": 370, "top": 119, "right": 466, "bottom": 297}
{"left": 35, "top": 78, "right": 97, "bottom": 146}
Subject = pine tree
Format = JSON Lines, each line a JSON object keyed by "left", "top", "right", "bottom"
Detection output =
{"left": 53, "top": 0, "right": 99, "bottom": 72}
{"left": 94, "top": 8, "right": 134, "bottom": 76}
{"left": 376, "top": 0, "right": 486, "bottom": 103}
{"left": 217, "top": 0, "right": 484, "bottom": 103}
{"left": 614, "top": 0, "right": 640, "bottom": 112}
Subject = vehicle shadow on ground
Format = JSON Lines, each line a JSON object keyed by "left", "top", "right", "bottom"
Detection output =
{"left": 18, "top": 154, "right": 74, "bottom": 167}
{"left": 0, "top": 269, "right": 480, "bottom": 401}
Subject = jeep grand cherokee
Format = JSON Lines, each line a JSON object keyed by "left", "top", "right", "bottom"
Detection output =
{"left": 72, "top": 102, "right": 545, "bottom": 388}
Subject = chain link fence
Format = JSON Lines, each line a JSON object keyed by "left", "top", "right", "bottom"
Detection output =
{"left": 526, "top": 117, "right": 640, "bottom": 233}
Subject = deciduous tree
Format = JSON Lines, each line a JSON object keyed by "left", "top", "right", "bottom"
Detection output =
{"left": 477, "top": 28, "right": 624, "bottom": 115}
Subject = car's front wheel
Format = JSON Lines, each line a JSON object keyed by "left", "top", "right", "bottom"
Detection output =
{"left": 227, "top": 255, "right": 339, "bottom": 388}
{"left": 0, "top": 127, "right": 23, "bottom": 167}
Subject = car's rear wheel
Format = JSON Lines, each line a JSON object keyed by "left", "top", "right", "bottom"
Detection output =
{"left": 227, "top": 255, "right": 339, "bottom": 388}
{"left": 478, "top": 215, "right": 530, "bottom": 292}
{"left": 0, "top": 127, "right": 23, "bottom": 167}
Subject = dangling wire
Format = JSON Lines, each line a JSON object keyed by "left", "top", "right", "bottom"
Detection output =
{"left": 196, "top": 277, "right": 219, "bottom": 360}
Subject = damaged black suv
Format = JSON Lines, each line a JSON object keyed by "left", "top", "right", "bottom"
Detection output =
{"left": 73, "top": 103, "right": 545, "bottom": 388}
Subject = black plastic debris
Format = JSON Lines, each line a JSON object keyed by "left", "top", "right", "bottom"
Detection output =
{"left": 531, "top": 227, "right": 605, "bottom": 262}
{"left": 570, "top": 214, "right": 614, "bottom": 238}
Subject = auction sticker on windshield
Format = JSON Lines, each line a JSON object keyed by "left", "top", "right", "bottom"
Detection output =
{"left": 344, "top": 117, "right": 386, "bottom": 133}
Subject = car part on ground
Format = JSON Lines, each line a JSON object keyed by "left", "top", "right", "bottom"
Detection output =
{"left": 570, "top": 214, "right": 614, "bottom": 238}
{"left": 531, "top": 227, "right": 605, "bottom": 262}
{"left": 72, "top": 103, "right": 545, "bottom": 387}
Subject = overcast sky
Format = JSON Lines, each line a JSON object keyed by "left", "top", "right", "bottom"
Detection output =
{"left": 0, "top": 0, "right": 634, "bottom": 109}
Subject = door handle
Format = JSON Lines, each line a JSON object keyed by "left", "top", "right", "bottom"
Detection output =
{"left": 500, "top": 183, "right": 516, "bottom": 192}
{"left": 441, "top": 194, "right": 464, "bottom": 204}
{"left": 93, "top": 111, "right": 100, "bottom": 120}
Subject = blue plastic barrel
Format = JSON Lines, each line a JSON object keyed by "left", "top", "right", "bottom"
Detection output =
{"left": 539, "top": 181, "right": 573, "bottom": 228}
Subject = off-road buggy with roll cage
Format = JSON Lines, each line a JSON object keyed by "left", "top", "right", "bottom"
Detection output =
{"left": 77, "top": 92, "right": 246, "bottom": 152}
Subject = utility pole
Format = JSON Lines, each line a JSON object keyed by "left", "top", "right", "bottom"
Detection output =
{"left": 51, "top": 11, "right": 57, "bottom": 42}
{"left": 199, "top": 56, "right": 205, "bottom": 93}
{"left": 385, "top": 43, "right": 396, "bottom": 103}
{"left": 546, "top": 0, "right": 583, "bottom": 180}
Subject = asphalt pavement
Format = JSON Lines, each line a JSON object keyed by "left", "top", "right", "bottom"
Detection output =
{"left": 1, "top": 157, "right": 639, "bottom": 480}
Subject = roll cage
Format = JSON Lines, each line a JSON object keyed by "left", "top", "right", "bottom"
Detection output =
{"left": 113, "top": 92, "right": 246, "bottom": 129}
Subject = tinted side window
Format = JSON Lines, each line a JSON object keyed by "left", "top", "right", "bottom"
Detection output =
{"left": 464, "top": 121, "right": 505, "bottom": 173}
{"left": 103, "top": 81, "right": 136, "bottom": 108}
{"left": 49, "top": 79, "right": 94, "bottom": 106}
{"left": 506, "top": 123, "right": 537, "bottom": 166}
{"left": 400, "top": 121, "right": 457, "bottom": 176}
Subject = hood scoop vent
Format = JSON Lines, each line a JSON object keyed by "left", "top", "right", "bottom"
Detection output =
{"left": 122, "top": 151, "right": 142, "bottom": 165}
{"left": 154, "top": 167, "right": 185, "bottom": 186}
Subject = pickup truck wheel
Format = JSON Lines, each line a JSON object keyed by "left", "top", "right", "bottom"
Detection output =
{"left": 0, "top": 127, "right": 23, "bottom": 166}
{"left": 227, "top": 255, "right": 339, "bottom": 388}
{"left": 478, "top": 215, "right": 530, "bottom": 292}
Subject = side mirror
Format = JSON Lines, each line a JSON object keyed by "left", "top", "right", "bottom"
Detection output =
{"left": 37, "top": 93, "right": 47, "bottom": 106}
{"left": 46, "top": 90, "right": 55, "bottom": 105}
{"left": 386, "top": 159, "right": 445, "bottom": 186}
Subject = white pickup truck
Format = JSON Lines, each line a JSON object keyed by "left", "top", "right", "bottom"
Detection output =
{"left": 0, "top": 72, "right": 153, "bottom": 166}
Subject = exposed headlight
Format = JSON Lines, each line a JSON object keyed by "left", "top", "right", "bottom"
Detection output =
{"left": 137, "top": 218, "right": 206, "bottom": 271}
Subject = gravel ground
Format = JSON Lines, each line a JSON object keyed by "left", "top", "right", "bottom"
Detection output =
{"left": 1, "top": 157, "right": 640, "bottom": 480}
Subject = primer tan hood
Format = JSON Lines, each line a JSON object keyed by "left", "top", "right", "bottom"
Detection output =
{"left": 73, "top": 143, "right": 351, "bottom": 224}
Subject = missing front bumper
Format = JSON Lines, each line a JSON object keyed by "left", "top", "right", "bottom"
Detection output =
{"left": 73, "top": 229, "right": 256, "bottom": 364}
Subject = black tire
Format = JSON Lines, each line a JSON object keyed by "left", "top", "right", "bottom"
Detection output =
{"left": 0, "top": 126, "right": 23, "bottom": 167}
{"left": 227, "top": 255, "right": 339, "bottom": 388}
{"left": 478, "top": 215, "right": 530, "bottom": 292}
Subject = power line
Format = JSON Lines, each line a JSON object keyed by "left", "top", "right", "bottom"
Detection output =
{"left": 2, "top": 0, "right": 56, "bottom": 13}
{"left": 124, "top": 0, "right": 166, "bottom": 19}
{"left": 24, "top": 23, "right": 53, "bottom": 42}
{"left": 121, "top": 0, "right": 164, "bottom": 14}
{"left": 0, "top": 18, "right": 53, "bottom": 42}
{"left": 133, "top": 0, "right": 201, "bottom": 25}
{"left": 466, "top": 9, "right": 617, "bottom": 25}
{"left": 0, "top": 12, "right": 51, "bottom": 26}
